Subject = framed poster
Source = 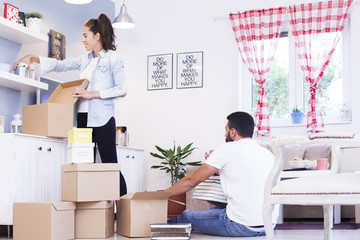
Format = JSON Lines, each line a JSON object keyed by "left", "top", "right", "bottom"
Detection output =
{"left": 4, "top": 3, "right": 19, "bottom": 23}
{"left": 177, "top": 51, "right": 203, "bottom": 89}
{"left": 147, "top": 53, "right": 173, "bottom": 91}
{"left": 49, "top": 29, "right": 66, "bottom": 60}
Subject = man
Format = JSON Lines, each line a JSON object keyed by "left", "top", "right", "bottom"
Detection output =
{"left": 166, "top": 111, "right": 274, "bottom": 237}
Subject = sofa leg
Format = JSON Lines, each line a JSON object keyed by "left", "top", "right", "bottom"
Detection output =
{"left": 263, "top": 203, "right": 275, "bottom": 240}
{"left": 355, "top": 205, "right": 360, "bottom": 224}
{"left": 323, "top": 205, "right": 333, "bottom": 240}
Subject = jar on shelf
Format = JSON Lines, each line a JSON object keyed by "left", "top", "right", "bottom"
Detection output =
{"left": 340, "top": 103, "right": 352, "bottom": 122}
{"left": 10, "top": 114, "right": 22, "bottom": 133}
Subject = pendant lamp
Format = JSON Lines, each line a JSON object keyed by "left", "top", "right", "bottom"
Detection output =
{"left": 64, "top": 0, "right": 92, "bottom": 4}
{"left": 112, "top": 0, "right": 135, "bottom": 29}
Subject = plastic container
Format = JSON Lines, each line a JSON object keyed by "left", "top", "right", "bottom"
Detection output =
{"left": 68, "top": 128, "right": 92, "bottom": 144}
{"left": 67, "top": 142, "right": 94, "bottom": 164}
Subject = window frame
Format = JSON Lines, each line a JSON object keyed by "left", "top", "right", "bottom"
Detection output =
{"left": 239, "top": 17, "right": 351, "bottom": 127}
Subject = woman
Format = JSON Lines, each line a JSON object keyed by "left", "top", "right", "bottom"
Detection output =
{"left": 13, "top": 13, "right": 127, "bottom": 196}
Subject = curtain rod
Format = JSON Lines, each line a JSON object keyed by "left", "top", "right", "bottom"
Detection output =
{"left": 212, "top": 0, "right": 360, "bottom": 21}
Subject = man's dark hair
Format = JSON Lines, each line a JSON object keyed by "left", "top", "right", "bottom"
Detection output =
{"left": 227, "top": 111, "right": 254, "bottom": 138}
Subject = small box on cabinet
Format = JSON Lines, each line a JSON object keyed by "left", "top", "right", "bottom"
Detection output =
{"left": 75, "top": 201, "right": 114, "bottom": 239}
{"left": 68, "top": 128, "right": 92, "bottom": 144}
{"left": 61, "top": 163, "right": 121, "bottom": 202}
{"left": 13, "top": 202, "right": 75, "bottom": 240}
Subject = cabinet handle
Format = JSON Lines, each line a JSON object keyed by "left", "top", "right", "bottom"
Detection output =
{"left": 38, "top": 146, "right": 42, "bottom": 151}
{"left": 126, "top": 155, "right": 130, "bottom": 158}
{"left": 131, "top": 156, "right": 135, "bottom": 159}
{"left": 47, "top": 148, "right": 52, "bottom": 152}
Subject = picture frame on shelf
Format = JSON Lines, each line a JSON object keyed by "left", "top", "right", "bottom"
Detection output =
{"left": 4, "top": 3, "right": 19, "bottom": 23}
{"left": 176, "top": 51, "right": 203, "bottom": 89}
{"left": 18, "top": 12, "right": 26, "bottom": 27}
{"left": 147, "top": 53, "right": 173, "bottom": 91}
{"left": 49, "top": 29, "right": 66, "bottom": 60}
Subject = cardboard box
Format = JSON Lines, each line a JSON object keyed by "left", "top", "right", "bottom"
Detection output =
{"left": 75, "top": 201, "right": 114, "bottom": 239}
{"left": 68, "top": 128, "right": 93, "bottom": 144}
{"left": 13, "top": 202, "right": 75, "bottom": 240}
{"left": 67, "top": 143, "right": 94, "bottom": 164}
{"left": 23, "top": 79, "right": 89, "bottom": 138}
{"left": 61, "top": 163, "right": 121, "bottom": 202}
{"left": 117, "top": 191, "right": 171, "bottom": 237}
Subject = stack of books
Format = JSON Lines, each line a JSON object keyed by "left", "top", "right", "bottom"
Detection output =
{"left": 193, "top": 175, "right": 227, "bottom": 203}
{"left": 150, "top": 223, "right": 192, "bottom": 240}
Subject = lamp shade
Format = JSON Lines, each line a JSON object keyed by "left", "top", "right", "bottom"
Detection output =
{"left": 112, "top": 4, "right": 135, "bottom": 29}
{"left": 64, "top": 0, "right": 92, "bottom": 4}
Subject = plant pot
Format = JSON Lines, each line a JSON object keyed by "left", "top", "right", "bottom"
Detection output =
{"left": 26, "top": 17, "right": 42, "bottom": 32}
{"left": 168, "top": 192, "right": 186, "bottom": 218}
{"left": 291, "top": 112, "right": 304, "bottom": 124}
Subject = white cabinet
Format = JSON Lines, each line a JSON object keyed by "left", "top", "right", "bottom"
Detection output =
{"left": 0, "top": 17, "right": 48, "bottom": 91}
{"left": 0, "top": 134, "right": 67, "bottom": 225}
{"left": 117, "top": 147, "right": 145, "bottom": 193}
{"left": 96, "top": 146, "right": 145, "bottom": 193}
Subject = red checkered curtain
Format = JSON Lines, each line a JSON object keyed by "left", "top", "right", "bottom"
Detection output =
{"left": 288, "top": 0, "right": 351, "bottom": 132}
{"left": 230, "top": 7, "right": 286, "bottom": 136}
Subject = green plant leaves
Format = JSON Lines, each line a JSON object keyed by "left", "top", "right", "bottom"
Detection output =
{"left": 150, "top": 141, "right": 202, "bottom": 185}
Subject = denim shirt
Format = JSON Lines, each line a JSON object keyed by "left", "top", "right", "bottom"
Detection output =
{"left": 40, "top": 50, "right": 127, "bottom": 127}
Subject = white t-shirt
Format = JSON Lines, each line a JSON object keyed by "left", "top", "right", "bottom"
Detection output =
{"left": 205, "top": 138, "right": 274, "bottom": 226}
{"left": 78, "top": 57, "right": 98, "bottom": 113}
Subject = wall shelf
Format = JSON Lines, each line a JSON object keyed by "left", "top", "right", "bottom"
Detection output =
{"left": 0, "top": 71, "right": 48, "bottom": 91}
{"left": 0, "top": 17, "right": 48, "bottom": 44}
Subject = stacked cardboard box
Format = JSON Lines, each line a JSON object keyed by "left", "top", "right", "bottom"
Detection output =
{"left": 150, "top": 223, "right": 192, "bottom": 240}
{"left": 193, "top": 175, "right": 227, "bottom": 203}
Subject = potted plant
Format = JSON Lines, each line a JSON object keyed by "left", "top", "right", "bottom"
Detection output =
{"left": 25, "top": 12, "right": 43, "bottom": 32}
{"left": 150, "top": 141, "right": 202, "bottom": 217}
{"left": 291, "top": 105, "right": 304, "bottom": 124}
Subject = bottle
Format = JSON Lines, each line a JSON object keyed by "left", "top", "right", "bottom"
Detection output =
{"left": 340, "top": 103, "right": 352, "bottom": 121}
{"left": 0, "top": 116, "right": 4, "bottom": 133}
{"left": 11, "top": 114, "right": 22, "bottom": 133}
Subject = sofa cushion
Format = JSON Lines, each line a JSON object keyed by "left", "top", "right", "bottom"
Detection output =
{"left": 272, "top": 173, "right": 360, "bottom": 194}
{"left": 304, "top": 144, "right": 331, "bottom": 162}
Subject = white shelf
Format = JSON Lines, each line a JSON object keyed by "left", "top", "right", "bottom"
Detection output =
{"left": 0, "top": 17, "right": 48, "bottom": 44}
{"left": 0, "top": 71, "right": 48, "bottom": 91}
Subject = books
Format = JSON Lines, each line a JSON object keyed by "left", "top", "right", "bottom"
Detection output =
{"left": 150, "top": 223, "right": 191, "bottom": 240}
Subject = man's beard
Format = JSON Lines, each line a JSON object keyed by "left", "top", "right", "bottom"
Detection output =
{"left": 225, "top": 135, "right": 233, "bottom": 142}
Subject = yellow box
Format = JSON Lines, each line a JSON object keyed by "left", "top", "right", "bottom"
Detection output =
{"left": 68, "top": 128, "right": 93, "bottom": 144}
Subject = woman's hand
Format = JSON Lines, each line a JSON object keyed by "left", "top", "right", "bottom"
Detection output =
{"left": 12, "top": 54, "right": 40, "bottom": 70}
{"left": 72, "top": 87, "right": 99, "bottom": 99}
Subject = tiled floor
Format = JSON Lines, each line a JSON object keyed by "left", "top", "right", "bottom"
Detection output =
{"left": 1, "top": 230, "right": 360, "bottom": 240}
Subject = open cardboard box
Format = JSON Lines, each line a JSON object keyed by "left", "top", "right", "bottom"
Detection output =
{"left": 116, "top": 191, "right": 171, "bottom": 237}
{"left": 22, "top": 79, "right": 89, "bottom": 138}
{"left": 13, "top": 202, "right": 75, "bottom": 240}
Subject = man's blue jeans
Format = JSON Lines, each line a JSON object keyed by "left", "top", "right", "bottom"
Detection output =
{"left": 168, "top": 206, "right": 265, "bottom": 237}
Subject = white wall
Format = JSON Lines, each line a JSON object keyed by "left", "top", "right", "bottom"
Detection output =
{"left": 113, "top": 0, "right": 360, "bottom": 191}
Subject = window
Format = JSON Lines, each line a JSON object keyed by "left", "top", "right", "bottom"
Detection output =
{"left": 244, "top": 20, "right": 349, "bottom": 126}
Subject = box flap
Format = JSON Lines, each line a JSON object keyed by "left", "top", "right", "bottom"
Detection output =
{"left": 47, "top": 79, "right": 89, "bottom": 105}
{"left": 62, "top": 163, "right": 121, "bottom": 172}
{"left": 76, "top": 201, "right": 113, "bottom": 210}
{"left": 52, "top": 202, "right": 76, "bottom": 211}
{"left": 121, "top": 191, "right": 171, "bottom": 200}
